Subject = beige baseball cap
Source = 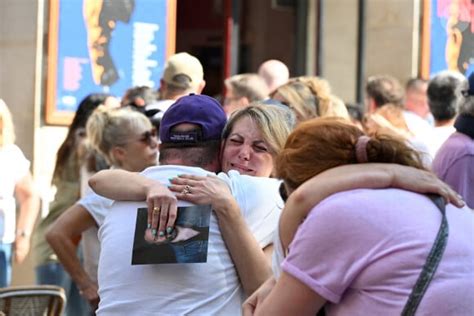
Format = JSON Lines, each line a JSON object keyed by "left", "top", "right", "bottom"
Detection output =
{"left": 162, "top": 52, "right": 204, "bottom": 89}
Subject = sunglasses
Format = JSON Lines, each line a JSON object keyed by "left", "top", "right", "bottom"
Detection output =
{"left": 138, "top": 128, "right": 158, "bottom": 146}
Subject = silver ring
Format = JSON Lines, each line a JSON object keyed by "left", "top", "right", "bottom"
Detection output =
{"left": 182, "top": 185, "right": 191, "bottom": 195}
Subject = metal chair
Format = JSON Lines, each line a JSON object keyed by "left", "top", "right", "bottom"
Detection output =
{"left": 0, "top": 285, "right": 65, "bottom": 316}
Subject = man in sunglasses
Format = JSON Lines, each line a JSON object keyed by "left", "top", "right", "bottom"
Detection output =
{"left": 89, "top": 94, "right": 282, "bottom": 315}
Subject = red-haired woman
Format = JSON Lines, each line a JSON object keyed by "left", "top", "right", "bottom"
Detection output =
{"left": 244, "top": 118, "right": 473, "bottom": 316}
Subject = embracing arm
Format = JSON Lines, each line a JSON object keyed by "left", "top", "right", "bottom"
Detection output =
{"left": 46, "top": 204, "right": 99, "bottom": 309}
{"left": 14, "top": 171, "right": 40, "bottom": 264}
{"left": 89, "top": 169, "right": 159, "bottom": 200}
{"left": 171, "top": 175, "right": 272, "bottom": 296}
{"left": 243, "top": 272, "right": 325, "bottom": 316}
{"left": 215, "top": 197, "right": 273, "bottom": 296}
{"left": 279, "top": 163, "right": 465, "bottom": 251}
{"left": 90, "top": 170, "right": 177, "bottom": 239}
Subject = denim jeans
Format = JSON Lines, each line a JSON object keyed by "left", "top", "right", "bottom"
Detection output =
{"left": 176, "top": 206, "right": 211, "bottom": 227}
{"left": 169, "top": 205, "right": 211, "bottom": 263}
{"left": 171, "top": 240, "right": 208, "bottom": 263}
{"left": 36, "top": 262, "right": 90, "bottom": 316}
{"left": 0, "top": 243, "right": 12, "bottom": 287}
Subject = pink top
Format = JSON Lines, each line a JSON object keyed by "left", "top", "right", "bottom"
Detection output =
{"left": 282, "top": 188, "right": 474, "bottom": 315}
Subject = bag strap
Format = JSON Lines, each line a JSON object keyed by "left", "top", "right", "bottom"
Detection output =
{"left": 401, "top": 195, "right": 449, "bottom": 316}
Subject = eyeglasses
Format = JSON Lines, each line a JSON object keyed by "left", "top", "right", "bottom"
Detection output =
{"left": 137, "top": 128, "right": 158, "bottom": 146}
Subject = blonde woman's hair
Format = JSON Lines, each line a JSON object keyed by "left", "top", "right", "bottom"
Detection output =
{"left": 374, "top": 103, "right": 411, "bottom": 134}
{"left": 297, "top": 76, "right": 332, "bottom": 109}
{"left": 272, "top": 79, "right": 318, "bottom": 121}
{"left": 224, "top": 73, "right": 269, "bottom": 102}
{"left": 272, "top": 76, "right": 350, "bottom": 123}
{"left": 86, "top": 106, "right": 151, "bottom": 166}
{"left": 0, "top": 99, "right": 15, "bottom": 147}
{"left": 326, "top": 95, "right": 350, "bottom": 120}
{"left": 222, "top": 102, "right": 294, "bottom": 157}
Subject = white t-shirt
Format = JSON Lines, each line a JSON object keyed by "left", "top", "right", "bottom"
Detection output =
{"left": 408, "top": 137, "right": 433, "bottom": 167}
{"left": 271, "top": 227, "right": 284, "bottom": 279}
{"left": 77, "top": 191, "right": 113, "bottom": 283}
{"left": 96, "top": 165, "right": 282, "bottom": 315}
{"left": 145, "top": 99, "right": 175, "bottom": 122}
{"left": 403, "top": 111, "right": 433, "bottom": 139}
{"left": 425, "top": 125, "right": 456, "bottom": 158}
{"left": 0, "top": 144, "right": 30, "bottom": 243}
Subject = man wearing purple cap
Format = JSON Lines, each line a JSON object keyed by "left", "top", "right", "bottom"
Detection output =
{"left": 89, "top": 94, "right": 282, "bottom": 315}
{"left": 432, "top": 72, "right": 474, "bottom": 208}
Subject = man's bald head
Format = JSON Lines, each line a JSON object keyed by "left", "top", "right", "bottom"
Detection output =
{"left": 258, "top": 59, "right": 289, "bottom": 94}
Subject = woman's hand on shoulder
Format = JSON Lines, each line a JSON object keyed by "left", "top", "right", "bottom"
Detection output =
{"left": 169, "top": 174, "right": 235, "bottom": 213}
{"left": 146, "top": 182, "right": 178, "bottom": 241}
{"left": 388, "top": 165, "right": 465, "bottom": 207}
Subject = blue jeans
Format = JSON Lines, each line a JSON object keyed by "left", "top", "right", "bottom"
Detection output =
{"left": 171, "top": 240, "right": 208, "bottom": 263}
{"left": 36, "top": 262, "right": 90, "bottom": 316}
{"left": 169, "top": 206, "right": 211, "bottom": 263}
{"left": 0, "top": 243, "right": 12, "bottom": 287}
{"left": 175, "top": 207, "right": 211, "bottom": 228}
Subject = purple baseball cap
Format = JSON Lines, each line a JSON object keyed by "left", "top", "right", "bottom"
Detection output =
{"left": 159, "top": 94, "right": 227, "bottom": 145}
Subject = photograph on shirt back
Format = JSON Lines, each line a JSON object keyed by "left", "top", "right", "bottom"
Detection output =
{"left": 132, "top": 205, "right": 212, "bottom": 264}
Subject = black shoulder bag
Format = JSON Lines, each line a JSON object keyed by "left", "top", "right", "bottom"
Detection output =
{"left": 401, "top": 194, "right": 449, "bottom": 316}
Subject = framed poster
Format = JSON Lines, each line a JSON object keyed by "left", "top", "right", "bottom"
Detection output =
{"left": 421, "top": 0, "right": 474, "bottom": 79}
{"left": 46, "top": 0, "right": 176, "bottom": 125}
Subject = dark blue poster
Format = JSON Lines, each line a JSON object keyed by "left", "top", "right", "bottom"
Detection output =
{"left": 429, "top": 0, "right": 473, "bottom": 77}
{"left": 46, "top": 0, "right": 175, "bottom": 124}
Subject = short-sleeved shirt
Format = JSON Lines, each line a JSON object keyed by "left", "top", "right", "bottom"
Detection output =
{"left": 0, "top": 144, "right": 30, "bottom": 243}
{"left": 282, "top": 188, "right": 474, "bottom": 315}
{"left": 432, "top": 132, "right": 474, "bottom": 209}
{"left": 77, "top": 191, "right": 113, "bottom": 283}
{"left": 96, "top": 165, "right": 282, "bottom": 315}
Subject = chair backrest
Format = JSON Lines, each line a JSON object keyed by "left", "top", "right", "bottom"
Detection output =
{"left": 0, "top": 285, "right": 65, "bottom": 316}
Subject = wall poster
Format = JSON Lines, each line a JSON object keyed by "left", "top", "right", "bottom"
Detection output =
{"left": 421, "top": 0, "right": 474, "bottom": 78}
{"left": 46, "top": 0, "right": 176, "bottom": 125}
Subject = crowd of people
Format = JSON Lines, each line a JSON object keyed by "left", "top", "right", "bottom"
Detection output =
{"left": 0, "top": 51, "right": 473, "bottom": 315}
